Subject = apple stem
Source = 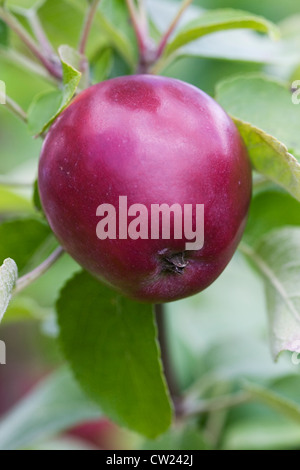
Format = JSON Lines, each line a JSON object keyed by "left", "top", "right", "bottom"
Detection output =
{"left": 155, "top": 303, "right": 182, "bottom": 414}
{"left": 78, "top": 0, "right": 102, "bottom": 56}
{"left": 155, "top": 0, "right": 194, "bottom": 61}
{"left": 14, "top": 247, "right": 64, "bottom": 295}
{"left": 1, "top": 94, "right": 28, "bottom": 124}
{"left": 0, "top": 7, "right": 62, "bottom": 80}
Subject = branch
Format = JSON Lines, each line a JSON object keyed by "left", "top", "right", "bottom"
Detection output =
{"left": 78, "top": 0, "right": 101, "bottom": 55}
{"left": 181, "top": 391, "right": 251, "bottom": 418}
{"left": 0, "top": 47, "right": 58, "bottom": 85}
{"left": 1, "top": 94, "right": 27, "bottom": 123}
{"left": 155, "top": 304, "right": 182, "bottom": 414}
{"left": 156, "top": 0, "right": 194, "bottom": 60}
{"left": 14, "top": 247, "right": 64, "bottom": 295}
{"left": 126, "top": 0, "right": 148, "bottom": 59}
{"left": 0, "top": 7, "right": 62, "bottom": 80}
{"left": 27, "top": 9, "right": 55, "bottom": 57}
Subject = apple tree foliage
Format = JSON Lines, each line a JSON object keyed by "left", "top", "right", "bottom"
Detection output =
{"left": 1, "top": 0, "right": 300, "bottom": 450}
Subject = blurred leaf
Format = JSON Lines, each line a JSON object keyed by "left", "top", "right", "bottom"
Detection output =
{"left": 148, "top": 0, "right": 289, "bottom": 66}
{"left": 37, "top": 0, "right": 135, "bottom": 67}
{"left": 28, "top": 45, "right": 81, "bottom": 135}
{"left": 33, "top": 178, "right": 43, "bottom": 213}
{"left": 4, "top": 0, "right": 45, "bottom": 9}
{"left": 29, "top": 437, "right": 96, "bottom": 450}
{"left": 0, "top": 367, "right": 101, "bottom": 450}
{"left": 0, "top": 18, "right": 8, "bottom": 44}
{"left": 245, "top": 190, "right": 300, "bottom": 245}
{"left": 166, "top": 9, "right": 279, "bottom": 57}
{"left": 3, "top": 295, "right": 49, "bottom": 322}
{"left": 0, "top": 186, "right": 32, "bottom": 213}
{"left": 141, "top": 424, "right": 210, "bottom": 450}
{"left": 97, "top": 0, "right": 136, "bottom": 67}
{"left": 166, "top": 252, "right": 295, "bottom": 388}
{"left": 241, "top": 228, "right": 300, "bottom": 359}
{"left": 245, "top": 382, "right": 300, "bottom": 424}
{"left": 0, "top": 258, "right": 17, "bottom": 322}
{"left": 91, "top": 47, "right": 113, "bottom": 84}
{"left": 223, "top": 419, "right": 300, "bottom": 450}
{"left": 57, "top": 271, "right": 173, "bottom": 439}
{"left": 216, "top": 75, "right": 300, "bottom": 201}
{"left": 0, "top": 218, "right": 52, "bottom": 273}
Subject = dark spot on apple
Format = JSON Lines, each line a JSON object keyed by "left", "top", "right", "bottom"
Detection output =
{"left": 159, "top": 249, "right": 189, "bottom": 275}
{"left": 107, "top": 80, "right": 160, "bottom": 112}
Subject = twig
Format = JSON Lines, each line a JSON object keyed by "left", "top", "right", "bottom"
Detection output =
{"left": 78, "top": 0, "right": 102, "bottom": 55}
{"left": 0, "top": 47, "right": 58, "bottom": 85}
{"left": 14, "top": 247, "right": 64, "bottom": 295}
{"left": 0, "top": 7, "right": 62, "bottom": 80}
{"left": 27, "top": 9, "right": 55, "bottom": 57}
{"left": 155, "top": 304, "right": 181, "bottom": 414}
{"left": 137, "top": 0, "right": 149, "bottom": 39}
{"left": 1, "top": 94, "right": 27, "bottom": 123}
{"left": 181, "top": 391, "right": 251, "bottom": 418}
{"left": 126, "top": 0, "right": 148, "bottom": 59}
{"left": 156, "top": 0, "right": 194, "bottom": 60}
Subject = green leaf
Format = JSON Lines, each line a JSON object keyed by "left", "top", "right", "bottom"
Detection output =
{"left": 27, "top": 89, "right": 63, "bottom": 136}
{"left": 91, "top": 47, "right": 113, "bottom": 84}
{"left": 240, "top": 228, "right": 300, "bottom": 359}
{"left": 97, "top": 0, "right": 136, "bottom": 67}
{"left": 37, "top": 0, "right": 135, "bottom": 68}
{"left": 0, "top": 218, "right": 52, "bottom": 273}
{"left": 245, "top": 190, "right": 300, "bottom": 245}
{"left": 57, "top": 271, "right": 173, "bottom": 439}
{"left": 28, "top": 45, "right": 82, "bottom": 136}
{"left": 166, "top": 9, "right": 279, "bottom": 57}
{"left": 148, "top": 0, "right": 287, "bottom": 66}
{"left": 0, "top": 258, "right": 17, "bottom": 322}
{"left": 0, "top": 367, "right": 101, "bottom": 450}
{"left": 245, "top": 382, "right": 300, "bottom": 425}
{"left": 216, "top": 75, "right": 300, "bottom": 202}
{"left": 141, "top": 424, "right": 210, "bottom": 450}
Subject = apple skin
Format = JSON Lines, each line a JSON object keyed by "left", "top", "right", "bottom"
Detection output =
{"left": 38, "top": 75, "right": 252, "bottom": 303}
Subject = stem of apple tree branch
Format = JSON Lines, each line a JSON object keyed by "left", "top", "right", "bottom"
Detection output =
{"left": 155, "top": 304, "right": 181, "bottom": 413}
{"left": 181, "top": 391, "right": 251, "bottom": 418}
{"left": 27, "top": 9, "right": 56, "bottom": 57}
{"left": 1, "top": 95, "right": 27, "bottom": 123}
{"left": 126, "top": 0, "right": 153, "bottom": 73}
{"left": 156, "top": 0, "right": 194, "bottom": 60}
{"left": 78, "top": 0, "right": 101, "bottom": 55}
{"left": 0, "top": 7, "right": 62, "bottom": 80}
{"left": 0, "top": 48, "right": 58, "bottom": 85}
{"left": 137, "top": 0, "right": 149, "bottom": 40}
{"left": 14, "top": 247, "right": 64, "bottom": 295}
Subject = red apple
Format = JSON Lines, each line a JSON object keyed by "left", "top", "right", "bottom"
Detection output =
{"left": 38, "top": 75, "right": 251, "bottom": 302}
